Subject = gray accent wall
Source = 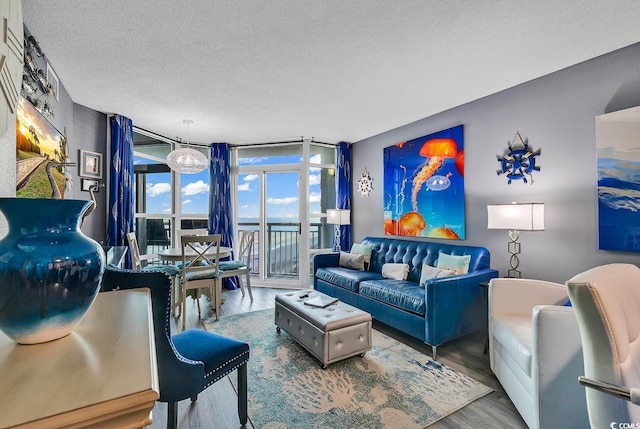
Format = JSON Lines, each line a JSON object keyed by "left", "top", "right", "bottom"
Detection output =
{"left": 352, "top": 42, "right": 640, "bottom": 283}
{"left": 1, "top": 22, "right": 108, "bottom": 243}
{"left": 72, "top": 103, "right": 108, "bottom": 243}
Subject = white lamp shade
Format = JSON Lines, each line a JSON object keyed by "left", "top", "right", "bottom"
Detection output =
{"left": 487, "top": 203, "right": 544, "bottom": 231}
{"left": 326, "top": 209, "right": 351, "bottom": 225}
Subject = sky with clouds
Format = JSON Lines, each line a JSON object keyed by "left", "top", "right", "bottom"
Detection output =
{"left": 136, "top": 153, "right": 330, "bottom": 220}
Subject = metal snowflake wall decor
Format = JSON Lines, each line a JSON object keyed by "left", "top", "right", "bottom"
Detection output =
{"left": 497, "top": 132, "right": 541, "bottom": 184}
{"left": 357, "top": 167, "right": 374, "bottom": 197}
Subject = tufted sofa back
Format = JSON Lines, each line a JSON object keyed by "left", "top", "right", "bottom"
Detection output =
{"left": 361, "top": 236, "right": 492, "bottom": 283}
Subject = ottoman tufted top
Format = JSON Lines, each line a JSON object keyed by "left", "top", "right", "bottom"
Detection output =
{"left": 275, "top": 290, "right": 371, "bottom": 331}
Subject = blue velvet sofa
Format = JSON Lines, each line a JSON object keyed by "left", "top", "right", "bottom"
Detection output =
{"left": 313, "top": 236, "right": 499, "bottom": 359}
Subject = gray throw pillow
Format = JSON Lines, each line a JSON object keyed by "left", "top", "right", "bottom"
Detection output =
{"left": 339, "top": 251, "right": 365, "bottom": 271}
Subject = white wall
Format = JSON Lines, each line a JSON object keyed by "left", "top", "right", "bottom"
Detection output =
{"left": 352, "top": 42, "right": 640, "bottom": 283}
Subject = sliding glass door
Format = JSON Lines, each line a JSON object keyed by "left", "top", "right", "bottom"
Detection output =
{"left": 235, "top": 141, "right": 336, "bottom": 289}
{"left": 237, "top": 168, "right": 302, "bottom": 287}
{"left": 265, "top": 171, "right": 301, "bottom": 282}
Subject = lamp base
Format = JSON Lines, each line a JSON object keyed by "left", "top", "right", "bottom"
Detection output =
{"left": 507, "top": 268, "right": 522, "bottom": 278}
{"left": 507, "top": 230, "right": 522, "bottom": 278}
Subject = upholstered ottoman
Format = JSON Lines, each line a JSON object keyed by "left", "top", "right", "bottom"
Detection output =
{"left": 275, "top": 290, "right": 372, "bottom": 368}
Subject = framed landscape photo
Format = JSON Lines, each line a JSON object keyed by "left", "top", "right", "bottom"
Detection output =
{"left": 15, "top": 96, "right": 69, "bottom": 198}
{"left": 79, "top": 150, "right": 103, "bottom": 179}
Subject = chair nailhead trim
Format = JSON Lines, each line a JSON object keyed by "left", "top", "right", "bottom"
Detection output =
{"left": 204, "top": 350, "right": 249, "bottom": 379}
{"left": 203, "top": 352, "right": 249, "bottom": 387}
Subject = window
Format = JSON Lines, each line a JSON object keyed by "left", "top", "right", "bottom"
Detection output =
{"left": 132, "top": 128, "right": 210, "bottom": 261}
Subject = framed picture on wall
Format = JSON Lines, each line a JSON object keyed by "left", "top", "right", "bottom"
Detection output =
{"left": 15, "top": 96, "right": 68, "bottom": 198}
{"left": 79, "top": 150, "right": 103, "bottom": 179}
{"left": 81, "top": 178, "right": 100, "bottom": 192}
{"left": 46, "top": 62, "right": 60, "bottom": 102}
{"left": 596, "top": 105, "right": 640, "bottom": 252}
{"left": 383, "top": 124, "right": 465, "bottom": 239}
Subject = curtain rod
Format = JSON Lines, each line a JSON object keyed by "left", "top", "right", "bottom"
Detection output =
{"left": 133, "top": 127, "right": 340, "bottom": 147}
{"left": 228, "top": 137, "right": 339, "bottom": 147}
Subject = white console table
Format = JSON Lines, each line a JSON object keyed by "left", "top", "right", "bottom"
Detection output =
{"left": 0, "top": 288, "right": 159, "bottom": 428}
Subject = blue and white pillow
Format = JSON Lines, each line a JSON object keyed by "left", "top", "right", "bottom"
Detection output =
{"left": 419, "top": 263, "right": 455, "bottom": 287}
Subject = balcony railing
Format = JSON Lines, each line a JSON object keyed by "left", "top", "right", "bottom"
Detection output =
{"left": 138, "top": 220, "right": 331, "bottom": 279}
{"left": 238, "top": 222, "right": 326, "bottom": 279}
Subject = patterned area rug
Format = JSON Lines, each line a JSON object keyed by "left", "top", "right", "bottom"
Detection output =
{"left": 206, "top": 309, "right": 492, "bottom": 429}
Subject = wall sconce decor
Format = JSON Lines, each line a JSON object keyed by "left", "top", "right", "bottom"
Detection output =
{"left": 487, "top": 202, "right": 545, "bottom": 278}
{"left": 81, "top": 178, "right": 100, "bottom": 192}
{"left": 357, "top": 167, "right": 374, "bottom": 197}
{"left": 326, "top": 209, "right": 351, "bottom": 252}
{"left": 497, "top": 132, "right": 541, "bottom": 184}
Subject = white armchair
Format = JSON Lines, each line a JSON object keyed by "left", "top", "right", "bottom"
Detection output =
{"left": 489, "top": 278, "right": 589, "bottom": 428}
{"left": 567, "top": 263, "right": 640, "bottom": 428}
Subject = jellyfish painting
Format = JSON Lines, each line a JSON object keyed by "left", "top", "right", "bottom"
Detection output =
{"left": 383, "top": 124, "right": 465, "bottom": 240}
{"left": 425, "top": 173, "right": 452, "bottom": 191}
{"left": 398, "top": 211, "right": 427, "bottom": 236}
{"left": 411, "top": 138, "right": 458, "bottom": 211}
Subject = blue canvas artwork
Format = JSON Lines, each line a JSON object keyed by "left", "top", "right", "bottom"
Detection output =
{"left": 383, "top": 125, "right": 465, "bottom": 239}
{"left": 596, "top": 106, "right": 640, "bottom": 252}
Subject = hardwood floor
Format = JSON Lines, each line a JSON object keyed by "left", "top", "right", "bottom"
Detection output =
{"left": 149, "top": 287, "right": 527, "bottom": 429}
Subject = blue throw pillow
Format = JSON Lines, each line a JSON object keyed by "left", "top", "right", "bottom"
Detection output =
{"left": 564, "top": 300, "right": 572, "bottom": 307}
{"left": 436, "top": 252, "right": 471, "bottom": 275}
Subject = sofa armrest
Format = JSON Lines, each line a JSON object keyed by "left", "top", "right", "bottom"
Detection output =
{"left": 423, "top": 268, "right": 498, "bottom": 345}
{"left": 532, "top": 305, "right": 589, "bottom": 427}
{"left": 313, "top": 252, "right": 340, "bottom": 274}
{"left": 430, "top": 268, "right": 499, "bottom": 286}
{"left": 489, "top": 278, "right": 568, "bottom": 319}
{"left": 424, "top": 268, "right": 498, "bottom": 293}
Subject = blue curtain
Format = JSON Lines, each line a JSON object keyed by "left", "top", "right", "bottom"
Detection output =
{"left": 207, "top": 143, "right": 238, "bottom": 289}
{"left": 107, "top": 115, "right": 135, "bottom": 268}
{"left": 336, "top": 141, "right": 352, "bottom": 251}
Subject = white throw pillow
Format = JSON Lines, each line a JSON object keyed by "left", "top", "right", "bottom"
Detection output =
{"left": 351, "top": 243, "right": 373, "bottom": 270}
{"left": 419, "top": 263, "right": 455, "bottom": 287}
{"left": 339, "top": 251, "right": 365, "bottom": 271}
{"left": 382, "top": 263, "right": 410, "bottom": 280}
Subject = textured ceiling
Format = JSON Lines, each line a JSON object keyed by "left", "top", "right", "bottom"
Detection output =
{"left": 21, "top": 1, "right": 640, "bottom": 144}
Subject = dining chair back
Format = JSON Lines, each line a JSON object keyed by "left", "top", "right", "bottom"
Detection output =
{"left": 177, "top": 228, "right": 208, "bottom": 238}
{"left": 126, "top": 232, "right": 143, "bottom": 270}
{"left": 179, "top": 233, "right": 223, "bottom": 330}
{"left": 567, "top": 263, "right": 640, "bottom": 428}
{"left": 127, "top": 231, "right": 181, "bottom": 314}
{"left": 101, "top": 267, "right": 249, "bottom": 429}
{"left": 219, "top": 229, "right": 255, "bottom": 300}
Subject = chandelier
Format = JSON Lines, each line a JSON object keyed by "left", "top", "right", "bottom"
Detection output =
{"left": 166, "top": 119, "right": 208, "bottom": 174}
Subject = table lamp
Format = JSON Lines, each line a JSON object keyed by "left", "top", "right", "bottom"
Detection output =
{"left": 487, "top": 202, "right": 544, "bottom": 278}
{"left": 326, "top": 209, "right": 351, "bottom": 252}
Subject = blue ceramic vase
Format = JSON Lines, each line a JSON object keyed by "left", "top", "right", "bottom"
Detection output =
{"left": 0, "top": 198, "right": 105, "bottom": 344}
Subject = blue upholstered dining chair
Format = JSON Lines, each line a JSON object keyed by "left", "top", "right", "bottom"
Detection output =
{"left": 101, "top": 267, "right": 250, "bottom": 429}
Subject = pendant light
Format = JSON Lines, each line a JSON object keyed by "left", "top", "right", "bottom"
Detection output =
{"left": 166, "top": 119, "right": 208, "bottom": 174}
